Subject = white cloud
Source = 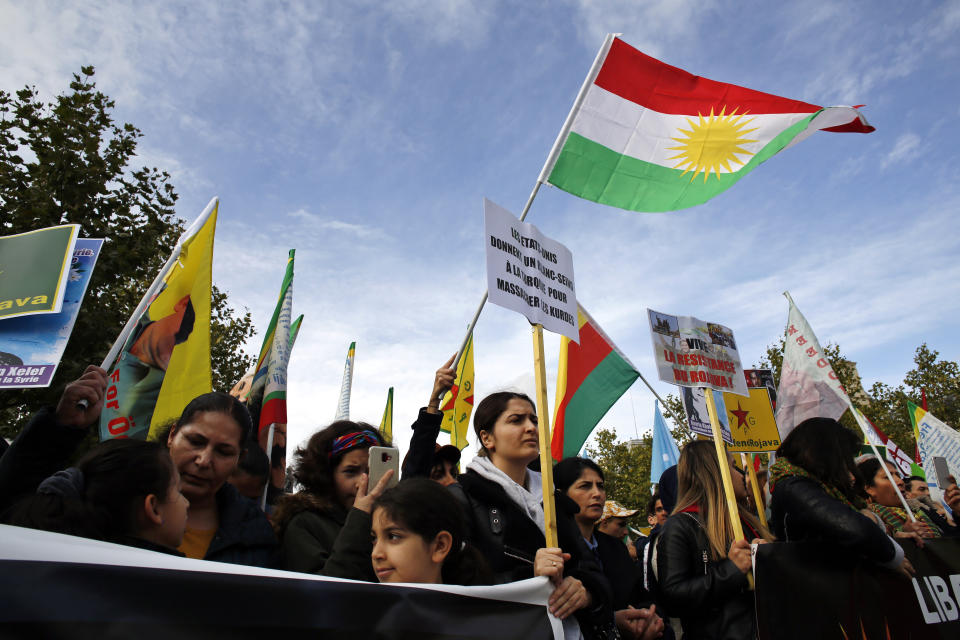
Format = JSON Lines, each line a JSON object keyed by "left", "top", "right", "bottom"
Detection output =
{"left": 288, "top": 209, "right": 384, "bottom": 239}
{"left": 881, "top": 133, "right": 922, "bottom": 170}
{"left": 564, "top": 0, "right": 715, "bottom": 57}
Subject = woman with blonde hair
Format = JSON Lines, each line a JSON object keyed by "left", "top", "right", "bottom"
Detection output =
{"left": 653, "top": 440, "right": 772, "bottom": 640}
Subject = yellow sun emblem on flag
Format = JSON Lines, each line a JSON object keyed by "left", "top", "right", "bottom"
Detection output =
{"left": 667, "top": 107, "right": 759, "bottom": 182}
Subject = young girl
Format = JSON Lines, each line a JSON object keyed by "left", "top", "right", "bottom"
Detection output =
{"left": 370, "top": 478, "right": 490, "bottom": 585}
{"left": 6, "top": 438, "right": 189, "bottom": 554}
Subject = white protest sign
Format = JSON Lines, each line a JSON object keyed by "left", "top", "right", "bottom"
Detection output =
{"left": 647, "top": 309, "right": 748, "bottom": 397}
{"left": 916, "top": 407, "right": 960, "bottom": 504}
{"left": 484, "top": 198, "right": 578, "bottom": 342}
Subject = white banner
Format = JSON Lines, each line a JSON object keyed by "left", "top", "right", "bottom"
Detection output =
{"left": 775, "top": 293, "right": 848, "bottom": 439}
{"left": 916, "top": 408, "right": 960, "bottom": 503}
{"left": 484, "top": 198, "right": 578, "bottom": 342}
{"left": 647, "top": 309, "right": 747, "bottom": 397}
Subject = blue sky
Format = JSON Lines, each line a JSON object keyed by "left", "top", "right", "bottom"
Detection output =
{"left": 3, "top": 1, "right": 959, "bottom": 463}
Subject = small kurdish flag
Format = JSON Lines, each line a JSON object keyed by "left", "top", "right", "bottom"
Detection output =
{"left": 551, "top": 306, "right": 639, "bottom": 461}
{"left": 541, "top": 36, "right": 874, "bottom": 212}
{"left": 440, "top": 333, "right": 475, "bottom": 450}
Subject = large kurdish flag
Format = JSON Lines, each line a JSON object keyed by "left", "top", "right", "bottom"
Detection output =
{"left": 544, "top": 37, "right": 874, "bottom": 212}
{"left": 551, "top": 306, "right": 639, "bottom": 460}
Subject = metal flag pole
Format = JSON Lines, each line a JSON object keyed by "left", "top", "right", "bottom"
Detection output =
{"left": 452, "top": 34, "right": 616, "bottom": 369}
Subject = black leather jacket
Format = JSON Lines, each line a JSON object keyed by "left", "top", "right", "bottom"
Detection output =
{"left": 770, "top": 475, "right": 897, "bottom": 564}
{"left": 654, "top": 511, "right": 753, "bottom": 640}
{"left": 449, "top": 469, "right": 616, "bottom": 639}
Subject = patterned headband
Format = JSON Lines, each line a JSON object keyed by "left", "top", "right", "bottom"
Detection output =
{"left": 330, "top": 431, "right": 380, "bottom": 459}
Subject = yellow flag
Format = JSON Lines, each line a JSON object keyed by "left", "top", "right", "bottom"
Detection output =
{"left": 380, "top": 387, "right": 394, "bottom": 443}
{"left": 440, "top": 333, "right": 474, "bottom": 450}
{"left": 721, "top": 387, "right": 781, "bottom": 453}
{"left": 101, "top": 202, "right": 216, "bottom": 442}
{"left": 146, "top": 207, "right": 216, "bottom": 436}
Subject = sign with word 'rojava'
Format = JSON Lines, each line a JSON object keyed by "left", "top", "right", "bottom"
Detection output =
{"left": 484, "top": 198, "right": 578, "bottom": 342}
{"left": 647, "top": 309, "right": 748, "bottom": 397}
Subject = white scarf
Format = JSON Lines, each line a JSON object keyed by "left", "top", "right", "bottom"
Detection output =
{"left": 468, "top": 456, "right": 545, "bottom": 535}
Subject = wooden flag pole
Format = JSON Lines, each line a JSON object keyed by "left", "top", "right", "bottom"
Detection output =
{"left": 703, "top": 388, "right": 754, "bottom": 589}
{"left": 741, "top": 453, "right": 769, "bottom": 530}
{"left": 532, "top": 323, "right": 559, "bottom": 548}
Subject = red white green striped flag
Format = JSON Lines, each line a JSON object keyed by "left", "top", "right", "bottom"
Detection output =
{"left": 551, "top": 305, "right": 638, "bottom": 460}
{"left": 540, "top": 36, "right": 874, "bottom": 212}
{"left": 257, "top": 250, "right": 295, "bottom": 433}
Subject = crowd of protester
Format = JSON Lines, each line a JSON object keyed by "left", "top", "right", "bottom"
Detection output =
{"left": 2, "top": 359, "right": 960, "bottom": 640}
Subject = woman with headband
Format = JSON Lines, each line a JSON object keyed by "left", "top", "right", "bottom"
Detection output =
{"left": 273, "top": 421, "right": 393, "bottom": 579}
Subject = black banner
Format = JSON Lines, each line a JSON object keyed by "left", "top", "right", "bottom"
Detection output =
{"left": 756, "top": 539, "right": 960, "bottom": 639}
{"left": 0, "top": 560, "right": 553, "bottom": 640}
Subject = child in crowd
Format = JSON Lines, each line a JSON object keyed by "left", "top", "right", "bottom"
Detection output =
{"left": 5, "top": 439, "right": 189, "bottom": 554}
{"left": 370, "top": 478, "right": 490, "bottom": 585}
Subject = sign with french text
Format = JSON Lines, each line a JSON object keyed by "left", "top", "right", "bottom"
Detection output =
{"left": 484, "top": 198, "right": 578, "bottom": 342}
{"left": 648, "top": 309, "right": 747, "bottom": 396}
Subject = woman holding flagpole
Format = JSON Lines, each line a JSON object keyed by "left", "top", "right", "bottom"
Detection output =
{"left": 653, "top": 440, "right": 772, "bottom": 640}
{"left": 448, "top": 392, "right": 615, "bottom": 639}
{"left": 0, "top": 368, "right": 277, "bottom": 567}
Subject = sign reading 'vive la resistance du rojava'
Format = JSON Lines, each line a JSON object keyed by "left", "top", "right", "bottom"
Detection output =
{"left": 647, "top": 309, "right": 748, "bottom": 397}
{"left": 484, "top": 198, "right": 579, "bottom": 342}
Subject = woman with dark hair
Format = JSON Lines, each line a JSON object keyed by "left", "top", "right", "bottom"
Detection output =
{"left": 768, "top": 418, "right": 907, "bottom": 571}
{"left": 448, "top": 392, "right": 614, "bottom": 638}
{"left": 5, "top": 438, "right": 188, "bottom": 554}
{"left": 857, "top": 456, "right": 940, "bottom": 539}
{"left": 654, "top": 440, "right": 773, "bottom": 640}
{"left": 273, "top": 420, "right": 393, "bottom": 580}
{"left": 371, "top": 477, "right": 491, "bottom": 585}
{"left": 164, "top": 391, "right": 277, "bottom": 565}
{"left": 554, "top": 457, "right": 665, "bottom": 640}
{"left": 0, "top": 368, "right": 275, "bottom": 567}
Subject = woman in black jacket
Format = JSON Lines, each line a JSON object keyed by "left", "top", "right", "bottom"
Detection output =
{"left": 654, "top": 440, "right": 772, "bottom": 640}
{"left": 554, "top": 456, "right": 665, "bottom": 640}
{"left": 768, "top": 417, "right": 907, "bottom": 572}
{"left": 1, "top": 367, "right": 277, "bottom": 567}
{"left": 448, "top": 392, "right": 614, "bottom": 637}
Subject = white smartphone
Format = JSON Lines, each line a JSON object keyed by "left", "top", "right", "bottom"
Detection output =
{"left": 932, "top": 456, "right": 953, "bottom": 489}
{"left": 368, "top": 446, "right": 400, "bottom": 490}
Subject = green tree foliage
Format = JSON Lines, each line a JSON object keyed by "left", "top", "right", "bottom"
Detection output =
{"left": 585, "top": 427, "right": 653, "bottom": 510}
{"left": 0, "top": 67, "right": 254, "bottom": 439}
{"left": 755, "top": 337, "right": 959, "bottom": 454}
{"left": 867, "top": 345, "right": 960, "bottom": 451}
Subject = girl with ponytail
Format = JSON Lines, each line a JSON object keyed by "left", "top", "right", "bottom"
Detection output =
{"left": 371, "top": 478, "right": 491, "bottom": 585}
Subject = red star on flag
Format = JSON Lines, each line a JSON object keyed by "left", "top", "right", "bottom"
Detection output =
{"left": 731, "top": 402, "right": 750, "bottom": 428}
